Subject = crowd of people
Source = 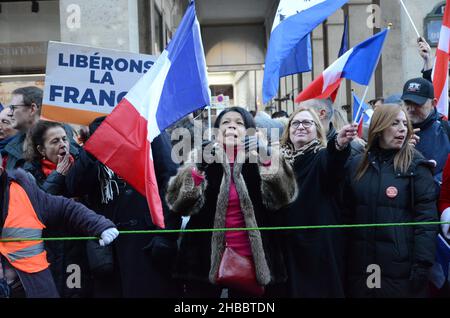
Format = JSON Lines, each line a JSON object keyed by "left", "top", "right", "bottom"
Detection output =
{"left": 0, "top": 39, "right": 449, "bottom": 299}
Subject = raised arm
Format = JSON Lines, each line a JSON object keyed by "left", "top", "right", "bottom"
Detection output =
{"left": 165, "top": 149, "right": 208, "bottom": 216}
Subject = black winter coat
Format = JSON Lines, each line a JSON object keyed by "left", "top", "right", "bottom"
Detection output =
{"left": 413, "top": 108, "right": 450, "bottom": 185}
{"left": 280, "top": 137, "right": 351, "bottom": 298}
{"left": 344, "top": 148, "right": 438, "bottom": 297}
{"left": 0, "top": 169, "right": 115, "bottom": 298}
{"left": 65, "top": 132, "right": 181, "bottom": 298}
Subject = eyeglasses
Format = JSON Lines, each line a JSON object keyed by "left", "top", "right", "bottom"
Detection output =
{"left": 8, "top": 104, "right": 28, "bottom": 112}
{"left": 291, "top": 120, "right": 315, "bottom": 130}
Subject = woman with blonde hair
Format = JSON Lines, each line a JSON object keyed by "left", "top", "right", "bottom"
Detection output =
{"left": 279, "top": 106, "right": 358, "bottom": 297}
{"left": 344, "top": 104, "right": 438, "bottom": 297}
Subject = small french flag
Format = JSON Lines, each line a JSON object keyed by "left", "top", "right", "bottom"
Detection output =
{"left": 295, "top": 29, "right": 389, "bottom": 103}
{"left": 352, "top": 92, "right": 372, "bottom": 137}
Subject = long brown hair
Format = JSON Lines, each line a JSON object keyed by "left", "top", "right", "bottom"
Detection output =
{"left": 355, "top": 104, "right": 414, "bottom": 180}
{"left": 280, "top": 106, "right": 327, "bottom": 147}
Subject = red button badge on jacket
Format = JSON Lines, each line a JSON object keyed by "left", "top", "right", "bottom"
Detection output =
{"left": 386, "top": 186, "right": 398, "bottom": 198}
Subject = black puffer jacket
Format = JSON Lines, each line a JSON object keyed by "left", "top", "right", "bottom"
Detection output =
{"left": 344, "top": 147, "right": 438, "bottom": 298}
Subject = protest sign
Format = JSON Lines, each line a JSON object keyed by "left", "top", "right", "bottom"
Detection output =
{"left": 42, "top": 41, "right": 156, "bottom": 125}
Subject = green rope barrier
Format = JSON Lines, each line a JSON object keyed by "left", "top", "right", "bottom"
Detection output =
{"left": 0, "top": 220, "right": 448, "bottom": 243}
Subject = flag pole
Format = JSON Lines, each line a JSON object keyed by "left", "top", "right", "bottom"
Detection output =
{"left": 399, "top": 0, "right": 421, "bottom": 38}
{"left": 354, "top": 23, "right": 392, "bottom": 123}
{"left": 207, "top": 106, "right": 212, "bottom": 141}
{"left": 354, "top": 85, "right": 370, "bottom": 124}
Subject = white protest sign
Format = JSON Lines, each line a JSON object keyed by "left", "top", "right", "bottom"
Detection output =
{"left": 43, "top": 41, "right": 156, "bottom": 125}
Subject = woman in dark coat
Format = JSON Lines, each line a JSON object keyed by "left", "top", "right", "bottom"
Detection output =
{"left": 344, "top": 104, "right": 438, "bottom": 298}
{"left": 64, "top": 117, "right": 182, "bottom": 298}
{"left": 166, "top": 106, "right": 298, "bottom": 298}
{"left": 279, "top": 106, "right": 357, "bottom": 298}
{"left": 22, "top": 120, "right": 90, "bottom": 298}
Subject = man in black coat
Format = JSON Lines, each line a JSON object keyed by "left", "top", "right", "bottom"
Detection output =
{"left": 401, "top": 78, "right": 450, "bottom": 189}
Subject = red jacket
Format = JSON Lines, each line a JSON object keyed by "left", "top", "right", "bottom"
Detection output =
{"left": 439, "top": 155, "right": 450, "bottom": 213}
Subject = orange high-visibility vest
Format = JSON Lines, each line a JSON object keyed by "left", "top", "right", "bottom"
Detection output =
{"left": 0, "top": 181, "right": 49, "bottom": 273}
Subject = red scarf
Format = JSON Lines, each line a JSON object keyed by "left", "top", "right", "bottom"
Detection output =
{"left": 40, "top": 155, "right": 74, "bottom": 177}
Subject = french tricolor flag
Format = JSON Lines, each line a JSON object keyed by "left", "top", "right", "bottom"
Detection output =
{"left": 352, "top": 92, "right": 372, "bottom": 137}
{"left": 262, "top": 0, "right": 349, "bottom": 104}
{"left": 295, "top": 29, "right": 389, "bottom": 103}
{"left": 85, "top": 1, "right": 210, "bottom": 228}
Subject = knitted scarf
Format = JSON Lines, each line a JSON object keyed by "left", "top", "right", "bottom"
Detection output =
{"left": 280, "top": 139, "right": 324, "bottom": 166}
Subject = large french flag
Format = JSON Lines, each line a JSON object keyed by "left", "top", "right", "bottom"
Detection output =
{"left": 84, "top": 1, "right": 210, "bottom": 228}
{"left": 295, "top": 29, "right": 389, "bottom": 103}
{"left": 262, "top": 0, "right": 349, "bottom": 104}
{"left": 433, "top": 2, "right": 450, "bottom": 117}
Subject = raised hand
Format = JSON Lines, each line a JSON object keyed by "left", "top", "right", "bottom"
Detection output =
{"left": 56, "top": 153, "right": 74, "bottom": 176}
{"left": 336, "top": 123, "right": 358, "bottom": 150}
{"left": 418, "top": 37, "right": 432, "bottom": 71}
{"left": 409, "top": 128, "right": 420, "bottom": 147}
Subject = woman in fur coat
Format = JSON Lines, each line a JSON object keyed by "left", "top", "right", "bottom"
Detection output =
{"left": 166, "top": 107, "right": 297, "bottom": 297}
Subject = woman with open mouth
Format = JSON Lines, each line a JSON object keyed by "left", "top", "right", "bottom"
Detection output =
{"left": 343, "top": 103, "right": 438, "bottom": 298}
{"left": 166, "top": 106, "right": 297, "bottom": 298}
{"left": 22, "top": 120, "right": 86, "bottom": 298}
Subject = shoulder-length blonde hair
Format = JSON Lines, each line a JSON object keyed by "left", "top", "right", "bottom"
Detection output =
{"left": 280, "top": 106, "right": 327, "bottom": 147}
{"left": 355, "top": 103, "right": 414, "bottom": 180}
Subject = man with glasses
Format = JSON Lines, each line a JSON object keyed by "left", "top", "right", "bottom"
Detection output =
{"left": 4, "top": 86, "right": 43, "bottom": 170}
{"left": 7, "top": 86, "right": 41, "bottom": 132}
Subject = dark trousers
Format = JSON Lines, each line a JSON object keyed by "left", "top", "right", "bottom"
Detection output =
{"left": 17, "top": 268, "right": 60, "bottom": 298}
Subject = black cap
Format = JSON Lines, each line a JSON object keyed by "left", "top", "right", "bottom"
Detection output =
{"left": 401, "top": 78, "right": 434, "bottom": 105}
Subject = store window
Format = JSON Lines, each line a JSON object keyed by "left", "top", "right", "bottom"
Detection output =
{"left": 424, "top": 2, "right": 446, "bottom": 47}
{"left": 0, "top": 1, "right": 60, "bottom": 105}
{"left": 154, "top": 6, "right": 164, "bottom": 54}
{"left": 210, "top": 85, "right": 234, "bottom": 100}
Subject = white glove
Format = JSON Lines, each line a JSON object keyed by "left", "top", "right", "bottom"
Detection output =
{"left": 441, "top": 208, "right": 450, "bottom": 240}
{"left": 99, "top": 228, "right": 119, "bottom": 246}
